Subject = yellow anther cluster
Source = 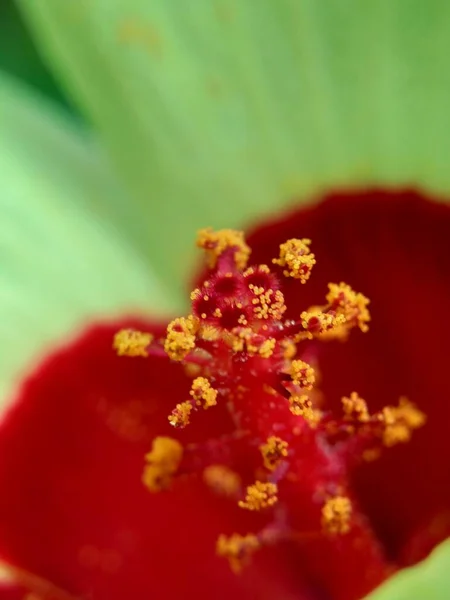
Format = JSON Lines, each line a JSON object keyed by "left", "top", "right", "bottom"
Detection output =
{"left": 249, "top": 286, "right": 286, "bottom": 321}
{"left": 258, "top": 337, "right": 277, "bottom": 358}
{"left": 113, "top": 329, "right": 153, "bottom": 357}
{"left": 326, "top": 283, "right": 370, "bottom": 333}
{"left": 260, "top": 436, "right": 289, "bottom": 471}
{"left": 289, "top": 395, "right": 321, "bottom": 427}
{"left": 300, "top": 309, "right": 347, "bottom": 338}
{"left": 197, "top": 228, "right": 251, "bottom": 270}
{"left": 203, "top": 465, "right": 241, "bottom": 497}
{"left": 168, "top": 402, "right": 193, "bottom": 428}
{"left": 322, "top": 495, "right": 352, "bottom": 535}
{"left": 164, "top": 315, "right": 198, "bottom": 361}
{"left": 190, "top": 377, "right": 218, "bottom": 409}
{"left": 289, "top": 360, "right": 315, "bottom": 390}
{"left": 272, "top": 238, "right": 316, "bottom": 282}
{"left": 142, "top": 436, "right": 183, "bottom": 492}
{"left": 381, "top": 399, "right": 426, "bottom": 447}
{"left": 216, "top": 533, "right": 260, "bottom": 573}
{"left": 342, "top": 392, "right": 370, "bottom": 423}
{"left": 238, "top": 481, "right": 278, "bottom": 511}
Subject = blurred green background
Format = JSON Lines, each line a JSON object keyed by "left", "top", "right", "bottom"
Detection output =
{"left": 0, "top": 0, "right": 72, "bottom": 111}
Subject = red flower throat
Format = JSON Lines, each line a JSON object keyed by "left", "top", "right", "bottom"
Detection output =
{"left": 114, "top": 227, "right": 425, "bottom": 574}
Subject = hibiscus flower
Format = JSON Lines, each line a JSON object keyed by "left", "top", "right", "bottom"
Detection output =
{"left": 0, "top": 2, "right": 449, "bottom": 600}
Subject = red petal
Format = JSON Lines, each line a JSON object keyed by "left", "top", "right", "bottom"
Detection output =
{"left": 247, "top": 188, "right": 450, "bottom": 563}
{"left": 0, "top": 319, "right": 316, "bottom": 600}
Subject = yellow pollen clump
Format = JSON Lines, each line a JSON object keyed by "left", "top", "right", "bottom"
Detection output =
{"left": 164, "top": 315, "right": 198, "bottom": 361}
{"left": 203, "top": 465, "right": 241, "bottom": 497}
{"left": 273, "top": 238, "right": 316, "bottom": 282}
{"left": 238, "top": 481, "right": 278, "bottom": 511}
{"left": 190, "top": 377, "right": 218, "bottom": 409}
{"left": 249, "top": 286, "right": 286, "bottom": 321}
{"left": 322, "top": 495, "right": 352, "bottom": 535}
{"left": 281, "top": 339, "right": 297, "bottom": 359}
{"left": 258, "top": 337, "right": 277, "bottom": 358}
{"left": 168, "top": 402, "right": 193, "bottom": 428}
{"left": 289, "top": 395, "right": 321, "bottom": 427}
{"left": 381, "top": 398, "right": 426, "bottom": 447}
{"left": 326, "top": 283, "right": 370, "bottom": 333}
{"left": 260, "top": 436, "right": 289, "bottom": 471}
{"left": 289, "top": 360, "right": 315, "bottom": 389}
{"left": 216, "top": 533, "right": 260, "bottom": 573}
{"left": 299, "top": 309, "right": 347, "bottom": 338}
{"left": 196, "top": 228, "right": 251, "bottom": 270}
{"left": 342, "top": 392, "right": 370, "bottom": 422}
{"left": 142, "top": 436, "right": 183, "bottom": 492}
{"left": 113, "top": 329, "right": 153, "bottom": 357}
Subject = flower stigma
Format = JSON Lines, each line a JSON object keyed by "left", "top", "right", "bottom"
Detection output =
{"left": 114, "top": 228, "right": 426, "bottom": 573}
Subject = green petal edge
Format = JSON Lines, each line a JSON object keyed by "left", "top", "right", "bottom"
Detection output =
{"left": 16, "top": 0, "right": 450, "bottom": 293}
{"left": 364, "top": 540, "right": 450, "bottom": 600}
{"left": 0, "top": 71, "right": 176, "bottom": 406}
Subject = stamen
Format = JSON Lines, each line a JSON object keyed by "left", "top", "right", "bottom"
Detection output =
{"left": 322, "top": 495, "right": 352, "bottom": 535}
{"left": 289, "top": 360, "right": 315, "bottom": 389}
{"left": 168, "top": 401, "right": 193, "bottom": 428}
{"left": 289, "top": 395, "right": 321, "bottom": 427}
{"left": 381, "top": 398, "right": 426, "bottom": 447}
{"left": 113, "top": 329, "right": 153, "bottom": 357}
{"left": 272, "top": 238, "right": 316, "bottom": 282}
{"left": 142, "top": 437, "right": 183, "bottom": 492}
{"left": 190, "top": 377, "right": 218, "bottom": 408}
{"left": 342, "top": 392, "right": 370, "bottom": 423}
{"left": 238, "top": 481, "right": 278, "bottom": 511}
{"left": 164, "top": 316, "right": 199, "bottom": 361}
{"left": 203, "top": 465, "right": 241, "bottom": 497}
{"left": 216, "top": 533, "right": 260, "bottom": 573}
{"left": 260, "top": 436, "right": 289, "bottom": 471}
{"left": 197, "top": 228, "right": 251, "bottom": 270}
{"left": 326, "top": 282, "right": 370, "bottom": 332}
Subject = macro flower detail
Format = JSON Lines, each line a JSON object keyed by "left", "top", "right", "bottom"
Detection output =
{"left": 116, "top": 227, "right": 425, "bottom": 584}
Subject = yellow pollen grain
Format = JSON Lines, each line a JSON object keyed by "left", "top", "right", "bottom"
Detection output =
{"left": 342, "top": 392, "right": 370, "bottom": 422}
{"left": 196, "top": 227, "right": 251, "bottom": 270}
{"left": 289, "top": 395, "right": 321, "bottom": 427}
{"left": 289, "top": 360, "right": 315, "bottom": 389}
{"left": 326, "top": 282, "right": 371, "bottom": 333}
{"left": 273, "top": 238, "right": 316, "bottom": 282}
{"left": 216, "top": 533, "right": 260, "bottom": 573}
{"left": 190, "top": 377, "right": 218, "bottom": 409}
{"left": 164, "top": 315, "right": 198, "bottom": 361}
{"left": 260, "top": 436, "right": 289, "bottom": 471}
{"left": 113, "top": 329, "right": 153, "bottom": 357}
{"left": 322, "top": 496, "right": 352, "bottom": 535}
{"left": 142, "top": 436, "right": 183, "bottom": 492}
{"left": 203, "top": 465, "right": 241, "bottom": 497}
{"left": 168, "top": 401, "right": 193, "bottom": 428}
{"left": 238, "top": 481, "right": 278, "bottom": 511}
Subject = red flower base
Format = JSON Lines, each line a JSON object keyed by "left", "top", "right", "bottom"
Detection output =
{"left": 0, "top": 189, "right": 448, "bottom": 600}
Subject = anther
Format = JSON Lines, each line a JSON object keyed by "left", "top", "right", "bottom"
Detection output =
{"left": 238, "top": 481, "right": 278, "bottom": 511}
{"left": 113, "top": 329, "right": 153, "bottom": 357}
{"left": 272, "top": 238, "right": 316, "bottom": 282}
{"left": 142, "top": 437, "right": 183, "bottom": 492}
{"left": 321, "top": 495, "right": 352, "bottom": 535}
{"left": 260, "top": 436, "right": 289, "bottom": 471}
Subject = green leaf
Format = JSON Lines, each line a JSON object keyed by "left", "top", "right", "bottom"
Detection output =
{"left": 0, "top": 71, "right": 177, "bottom": 404}
{"left": 364, "top": 540, "right": 450, "bottom": 600}
{"left": 16, "top": 0, "right": 450, "bottom": 293}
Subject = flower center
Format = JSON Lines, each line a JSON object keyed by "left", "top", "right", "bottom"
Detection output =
{"left": 114, "top": 228, "right": 425, "bottom": 572}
